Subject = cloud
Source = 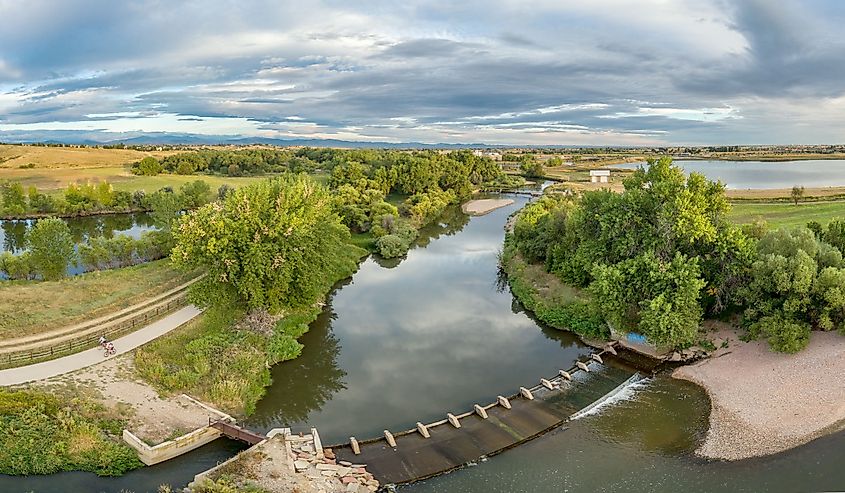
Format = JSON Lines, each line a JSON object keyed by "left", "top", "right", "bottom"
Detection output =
{"left": 1, "top": 0, "right": 844, "bottom": 144}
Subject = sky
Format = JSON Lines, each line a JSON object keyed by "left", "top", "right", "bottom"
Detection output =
{"left": 1, "top": 0, "right": 845, "bottom": 146}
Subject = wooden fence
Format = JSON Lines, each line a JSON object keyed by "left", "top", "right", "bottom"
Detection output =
{"left": 0, "top": 295, "right": 188, "bottom": 369}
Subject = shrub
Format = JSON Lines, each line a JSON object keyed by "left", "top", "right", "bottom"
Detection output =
{"left": 376, "top": 234, "right": 409, "bottom": 258}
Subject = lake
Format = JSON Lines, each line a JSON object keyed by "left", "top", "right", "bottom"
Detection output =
{"left": 611, "top": 159, "right": 845, "bottom": 189}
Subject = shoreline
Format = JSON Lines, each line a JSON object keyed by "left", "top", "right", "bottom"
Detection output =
{"left": 673, "top": 329, "right": 845, "bottom": 461}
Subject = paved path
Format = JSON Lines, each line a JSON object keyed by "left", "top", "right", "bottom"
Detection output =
{"left": 0, "top": 305, "right": 202, "bottom": 386}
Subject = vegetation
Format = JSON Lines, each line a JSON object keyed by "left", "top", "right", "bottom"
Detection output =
{"left": 139, "top": 174, "right": 367, "bottom": 413}
{"left": 728, "top": 201, "right": 845, "bottom": 229}
{"left": 509, "top": 157, "right": 753, "bottom": 348}
{"left": 742, "top": 227, "right": 845, "bottom": 352}
{"left": 25, "top": 217, "right": 75, "bottom": 280}
{"left": 791, "top": 185, "right": 806, "bottom": 205}
{"left": 0, "top": 259, "right": 193, "bottom": 338}
{"left": 0, "top": 388, "right": 142, "bottom": 476}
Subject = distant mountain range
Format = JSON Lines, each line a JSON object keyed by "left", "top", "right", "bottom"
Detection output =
{"left": 0, "top": 130, "right": 510, "bottom": 149}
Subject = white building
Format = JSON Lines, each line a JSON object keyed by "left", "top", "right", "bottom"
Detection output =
{"left": 590, "top": 169, "right": 611, "bottom": 183}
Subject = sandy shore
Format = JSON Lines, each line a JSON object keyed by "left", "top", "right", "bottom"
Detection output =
{"left": 674, "top": 330, "right": 845, "bottom": 460}
{"left": 462, "top": 198, "right": 514, "bottom": 216}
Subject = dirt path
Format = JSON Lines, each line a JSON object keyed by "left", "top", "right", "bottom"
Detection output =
{"left": 674, "top": 330, "right": 845, "bottom": 460}
{"left": 0, "top": 305, "right": 201, "bottom": 386}
{"left": 33, "top": 354, "right": 220, "bottom": 444}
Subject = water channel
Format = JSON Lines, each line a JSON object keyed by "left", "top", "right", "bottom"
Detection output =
{"left": 4, "top": 192, "right": 845, "bottom": 492}
{"left": 612, "top": 159, "right": 845, "bottom": 189}
{"left": 0, "top": 212, "right": 156, "bottom": 276}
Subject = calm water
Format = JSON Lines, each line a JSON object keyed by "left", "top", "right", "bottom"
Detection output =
{"left": 611, "top": 159, "right": 845, "bottom": 189}
{"left": 7, "top": 193, "right": 845, "bottom": 492}
{"left": 0, "top": 212, "right": 156, "bottom": 276}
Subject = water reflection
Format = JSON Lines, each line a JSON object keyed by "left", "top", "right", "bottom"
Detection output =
{"left": 247, "top": 197, "right": 591, "bottom": 444}
{"left": 0, "top": 212, "right": 155, "bottom": 254}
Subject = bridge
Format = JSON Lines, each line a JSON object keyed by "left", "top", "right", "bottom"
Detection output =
{"left": 210, "top": 419, "right": 266, "bottom": 446}
{"left": 327, "top": 343, "right": 654, "bottom": 486}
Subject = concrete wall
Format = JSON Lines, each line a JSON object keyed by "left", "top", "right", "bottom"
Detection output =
{"left": 123, "top": 426, "right": 223, "bottom": 466}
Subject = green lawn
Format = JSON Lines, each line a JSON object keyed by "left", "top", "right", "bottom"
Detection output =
{"left": 0, "top": 259, "right": 195, "bottom": 339}
{"left": 728, "top": 201, "right": 845, "bottom": 229}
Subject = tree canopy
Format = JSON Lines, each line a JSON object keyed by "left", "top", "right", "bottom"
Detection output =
{"left": 510, "top": 157, "right": 753, "bottom": 347}
{"left": 171, "top": 174, "right": 360, "bottom": 312}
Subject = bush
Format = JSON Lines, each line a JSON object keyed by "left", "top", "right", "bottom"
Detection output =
{"left": 376, "top": 234, "right": 409, "bottom": 259}
{"left": 0, "top": 389, "right": 143, "bottom": 476}
{"left": 132, "top": 156, "right": 164, "bottom": 176}
{"left": 751, "top": 313, "right": 811, "bottom": 353}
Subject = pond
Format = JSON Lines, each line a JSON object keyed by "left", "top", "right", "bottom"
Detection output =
{"left": 7, "top": 191, "right": 845, "bottom": 492}
{"left": 0, "top": 212, "right": 156, "bottom": 276}
{"left": 611, "top": 159, "right": 845, "bottom": 190}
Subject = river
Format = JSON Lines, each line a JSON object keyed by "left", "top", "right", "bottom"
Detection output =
{"left": 5, "top": 192, "right": 845, "bottom": 492}
{"left": 611, "top": 159, "right": 845, "bottom": 189}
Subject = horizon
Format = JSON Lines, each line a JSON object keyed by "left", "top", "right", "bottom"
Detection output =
{"left": 2, "top": 1, "right": 845, "bottom": 146}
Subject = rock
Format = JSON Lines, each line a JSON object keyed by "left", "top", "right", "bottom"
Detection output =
{"left": 339, "top": 460, "right": 353, "bottom": 466}
{"left": 324, "top": 448, "right": 336, "bottom": 460}
{"left": 315, "top": 463, "right": 337, "bottom": 470}
{"left": 341, "top": 476, "right": 358, "bottom": 484}
{"left": 352, "top": 467, "right": 366, "bottom": 474}
{"left": 321, "top": 470, "right": 336, "bottom": 477}
{"left": 346, "top": 483, "right": 361, "bottom": 493}
{"left": 294, "top": 460, "right": 310, "bottom": 472}
{"left": 336, "top": 466, "right": 351, "bottom": 476}
{"left": 669, "top": 351, "right": 681, "bottom": 362}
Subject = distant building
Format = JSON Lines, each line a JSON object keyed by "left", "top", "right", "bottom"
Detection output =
{"left": 590, "top": 169, "right": 611, "bottom": 183}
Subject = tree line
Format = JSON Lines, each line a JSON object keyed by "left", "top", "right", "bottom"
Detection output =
{"left": 508, "top": 157, "right": 845, "bottom": 353}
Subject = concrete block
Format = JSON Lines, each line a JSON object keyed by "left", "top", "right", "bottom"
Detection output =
{"left": 350, "top": 437, "right": 360, "bottom": 455}
{"left": 497, "top": 395, "right": 512, "bottom": 409}
{"left": 541, "top": 378, "right": 554, "bottom": 390}
{"left": 416, "top": 422, "right": 431, "bottom": 438}
{"left": 384, "top": 430, "right": 397, "bottom": 448}
{"left": 311, "top": 428, "right": 324, "bottom": 458}
{"left": 474, "top": 404, "right": 488, "bottom": 419}
{"left": 605, "top": 345, "right": 617, "bottom": 355}
{"left": 447, "top": 413, "right": 461, "bottom": 428}
{"left": 591, "top": 353, "right": 604, "bottom": 364}
{"left": 559, "top": 370, "right": 572, "bottom": 380}
{"left": 520, "top": 387, "right": 534, "bottom": 400}
{"left": 577, "top": 361, "right": 590, "bottom": 372}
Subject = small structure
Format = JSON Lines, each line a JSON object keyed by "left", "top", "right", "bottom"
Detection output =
{"left": 590, "top": 169, "right": 611, "bottom": 183}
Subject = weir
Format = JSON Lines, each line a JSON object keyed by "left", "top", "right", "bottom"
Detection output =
{"left": 330, "top": 344, "right": 647, "bottom": 486}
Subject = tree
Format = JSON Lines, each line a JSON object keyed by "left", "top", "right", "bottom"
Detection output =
{"left": 179, "top": 180, "right": 211, "bottom": 209}
{"left": 26, "top": 218, "right": 75, "bottom": 281}
{"left": 791, "top": 185, "right": 805, "bottom": 206}
{"left": 132, "top": 157, "right": 164, "bottom": 176}
{"left": 1, "top": 181, "right": 27, "bottom": 215}
{"left": 171, "top": 175, "right": 356, "bottom": 312}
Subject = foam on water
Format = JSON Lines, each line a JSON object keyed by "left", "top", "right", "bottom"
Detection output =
{"left": 570, "top": 373, "right": 650, "bottom": 420}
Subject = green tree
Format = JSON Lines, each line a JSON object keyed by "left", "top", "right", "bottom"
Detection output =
{"left": 171, "top": 175, "right": 356, "bottom": 311}
{"left": 1, "top": 181, "right": 27, "bottom": 215}
{"left": 132, "top": 156, "right": 164, "bottom": 176}
{"left": 26, "top": 218, "right": 75, "bottom": 281}
{"left": 791, "top": 185, "right": 805, "bottom": 206}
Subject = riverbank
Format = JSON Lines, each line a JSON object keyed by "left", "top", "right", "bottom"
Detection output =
{"left": 673, "top": 329, "right": 845, "bottom": 460}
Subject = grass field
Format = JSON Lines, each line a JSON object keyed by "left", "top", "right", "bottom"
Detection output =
{"left": 728, "top": 201, "right": 845, "bottom": 228}
{"left": 0, "top": 260, "right": 196, "bottom": 339}
{"left": 0, "top": 144, "right": 177, "bottom": 169}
